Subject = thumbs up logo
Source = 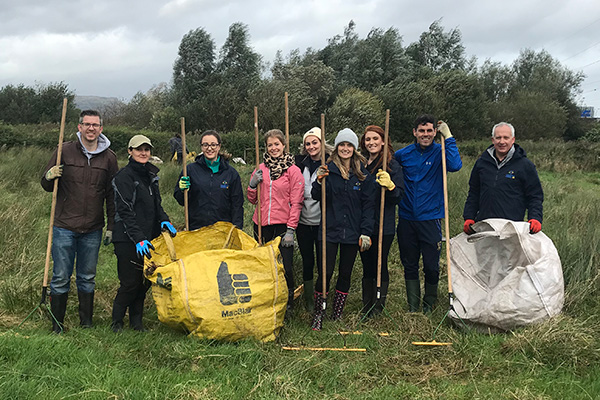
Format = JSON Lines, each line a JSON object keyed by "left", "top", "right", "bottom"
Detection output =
{"left": 217, "top": 261, "right": 251, "bottom": 305}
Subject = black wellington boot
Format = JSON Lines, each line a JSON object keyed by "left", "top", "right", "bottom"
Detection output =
{"left": 78, "top": 291, "right": 94, "bottom": 328}
{"left": 50, "top": 293, "right": 68, "bottom": 334}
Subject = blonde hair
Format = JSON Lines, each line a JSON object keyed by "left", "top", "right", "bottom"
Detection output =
{"left": 264, "top": 129, "right": 286, "bottom": 146}
{"left": 327, "top": 146, "right": 366, "bottom": 181}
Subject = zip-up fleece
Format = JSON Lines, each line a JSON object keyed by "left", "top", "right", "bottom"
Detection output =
{"left": 174, "top": 155, "right": 244, "bottom": 229}
{"left": 310, "top": 162, "right": 376, "bottom": 244}
{"left": 112, "top": 159, "right": 170, "bottom": 244}
{"left": 365, "top": 156, "right": 405, "bottom": 236}
{"left": 394, "top": 138, "right": 462, "bottom": 221}
{"left": 247, "top": 163, "right": 304, "bottom": 229}
{"left": 41, "top": 135, "right": 118, "bottom": 233}
{"left": 463, "top": 143, "right": 543, "bottom": 223}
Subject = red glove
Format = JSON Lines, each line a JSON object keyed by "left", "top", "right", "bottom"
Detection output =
{"left": 528, "top": 219, "right": 542, "bottom": 234}
{"left": 463, "top": 219, "right": 475, "bottom": 235}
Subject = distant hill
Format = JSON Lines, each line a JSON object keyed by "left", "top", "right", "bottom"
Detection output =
{"left": 74, "top": 95, "right": 123, "bottom": 111}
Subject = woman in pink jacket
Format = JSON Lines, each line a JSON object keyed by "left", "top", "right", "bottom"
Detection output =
{"left": 247, "top": 129, "right": 304, "bottom": 311}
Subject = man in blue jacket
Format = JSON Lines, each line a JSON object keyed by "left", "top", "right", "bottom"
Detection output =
{"left": 394, "top": 114, "right": 462, "bottom": 313}
{"left": 463, "top": 122, "right": 543, "bottom": 235}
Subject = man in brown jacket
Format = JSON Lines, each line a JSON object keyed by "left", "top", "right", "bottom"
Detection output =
{"left": 42, "top": 110, "right": 118, "bottom": 333}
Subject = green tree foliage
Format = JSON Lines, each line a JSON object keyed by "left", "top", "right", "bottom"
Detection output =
{"left": 326, "top": 88, "right": 385, "bottom": 134}
{"left": 172, "top": 28, "right": 216, "bottom": 105}
{"left": 0, "top": 82, "right": 77, "bottom": 124}
{"left": 406, "top": 19, "right": 468, "bottom": 72}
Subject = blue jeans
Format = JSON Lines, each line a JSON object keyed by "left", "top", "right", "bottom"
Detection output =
{"left": 50, "top": 227, "right": 102, "bottom": 295}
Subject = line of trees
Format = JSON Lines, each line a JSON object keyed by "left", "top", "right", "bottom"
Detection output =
{"left": 0, "top": 20, "right": 590, "bottom": 141}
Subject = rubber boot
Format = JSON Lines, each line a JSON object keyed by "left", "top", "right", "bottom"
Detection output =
{"left": 372, "top": 281, "right": 389, "bottom": 316}
{"left": 311, "top": 292, "right": 326, "bottom": 331}
{"left": 406, "top": 279, "right": 421, "bottom": 312}
{"left": 331, "top": 290, "right": 348, "bottom": 321}
{"left": 50, "top": 293, "right": 68, "bottom": 334}
{"left": 361, "top": 279, "right": 375, "bottom": 316}
{"left": 111, "top": 301, "right": 126, "bottom": 333}
{"left": 129, "top": 298, "right": 146, "bottom": 331}
{"left": 303, "top": 280, "right": 314, "bottom": 312}
{"left": 78, "top": 291, "right": 94, "bottom": 328}
{"left": 423, "top": 282, "right": 438, "bottom": 314}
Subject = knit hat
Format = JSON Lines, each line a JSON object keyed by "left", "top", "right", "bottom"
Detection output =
{"left": 128, "top": 135, "right": 153, "bottom": 149}
{"left": 334, "top": 128, "right": 358, "bottom": 149}
{"left": 302, "top": 127, "right": 322, "bottom": 143}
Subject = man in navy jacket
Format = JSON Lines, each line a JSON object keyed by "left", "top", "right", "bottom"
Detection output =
{"left": 463, "top": 122, "right": 543, "bottom": 235}
{"left": 394, "top": 114, "right": 462, "bottom": 313}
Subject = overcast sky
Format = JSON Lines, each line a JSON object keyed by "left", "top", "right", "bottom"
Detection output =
{"left": 1, "top": 0, "right": 599, "bottom": 110}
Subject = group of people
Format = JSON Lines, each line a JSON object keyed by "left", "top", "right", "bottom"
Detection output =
{"left": 42, "top": 109, "right": 544, "bottom": 334}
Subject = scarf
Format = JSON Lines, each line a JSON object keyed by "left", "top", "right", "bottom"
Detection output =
{"left": 264, "top": 152, "right": 294, "bottom": 181}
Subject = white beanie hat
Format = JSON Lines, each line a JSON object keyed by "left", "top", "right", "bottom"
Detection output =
{"left": 302, "top": 127, "right": 322, "bottom": 143}
{"left": 334, "top": 128, "right": 358, "bottom": 149}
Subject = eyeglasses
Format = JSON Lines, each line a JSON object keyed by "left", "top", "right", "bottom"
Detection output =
{"left": 81, "top": 123, "right": 102, "bottom": 129}
{"left": 201, "top": 143, "right": 220, "bottom": 149}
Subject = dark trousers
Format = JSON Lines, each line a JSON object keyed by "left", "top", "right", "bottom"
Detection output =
{"left": 397, "top": 218, "right": 441, "bottom": 285}
{"left": 254, "top": 223, "right": 294, "bottom": 293}
{"left": 296, "top": 223, "right": 319, "bottom": 282}
{"left": 359, "top": 234, "right": 394, "bottom": 281}
{"left": 112, "top": 242, "right": 151, "bottom": 323}
{"left": 315, "top": 242, "right": 359, "bottom": 294}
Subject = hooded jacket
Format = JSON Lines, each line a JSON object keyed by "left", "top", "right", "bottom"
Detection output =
{"left": 174, "top": 155, "right": 244, "bottom": 230}
{"left": 295, "top": 153, "right": 330, "bottom": 226}
{"left": 247, "top": 162, "right": 304, "bottom": 228}
{"left": 311, "top": 162, "right": 376, "bottom": 244}
{"left": 112, "top": 159, "right": 170, "bottom": 244}
{"left": 41, "top": 133, "right": 118, "bottom": 233}
{"left": 463, "top": 143, "right": 543, "bottom": 223}
{"left": 365, "top": 155, "right": 405, "bottom": 236}
{"left": 394, "top": 137, "right": 462, "bottom": 221}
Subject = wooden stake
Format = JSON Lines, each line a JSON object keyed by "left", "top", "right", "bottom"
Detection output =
{"left": 376, "top": 110, "right": 390, "bottom": 292}
{"left": 320, "top": 114, "right": 327, "bottom": 302}
{"left": 440, "top": 132, "right": 453, "bottom": 295}
{"left": 42, "top": 98, "right": 68, "bottom": 291}
{"left": 181, "top": 117, "right": 189, "bottom": 231}
{"left": 254, "top": 106, "right": 262, "bottom": 245}
{"left": 284, "top": 92, "right": 289, "bottom": 152}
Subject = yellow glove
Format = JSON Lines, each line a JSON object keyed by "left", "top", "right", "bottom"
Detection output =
{"left": 45, "top": 165, "right": 63, "bottom": 181}
{"left": 376, "top": 170, "right": 395, "bottom": 191}
{"left": 437, "top": 121, "right": 452, "bottom": 139}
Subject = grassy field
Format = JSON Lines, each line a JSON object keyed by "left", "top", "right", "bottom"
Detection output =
{"left": 1, "top": 139, "right": 599, "bottom": 399}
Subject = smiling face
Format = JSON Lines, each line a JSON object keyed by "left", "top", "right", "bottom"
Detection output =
{"left": 364, "top": 130, "right": 384, "bottom": 156}
{"left": 266, "top": 136, "right": 284, "bottom": 158}
{"left": 304, "top": 136, "right": 321, "bottom": 160}
{"left": 201, "top": 134, "right": 221, "bottom": 161}
{"left": 78, "top": 115, "right": 103, "bottom": 147}
{"left": 337, "top": 142, "right": 354, "bottom": 160}
{"left": 128, "top": 144, "right": 152, "bottom": 164}
{"left": 492, "top": 125, "right": 515, "bottom": 160}
{"left": 413, "top": 122, "right": 436, "bottom": 149}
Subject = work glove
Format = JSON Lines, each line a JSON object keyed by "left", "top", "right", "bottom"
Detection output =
{"left": 463, "top": 219, "right": 475, "bottom": 235}
{"left": 437, "top": 121, "right": 453, "bottom": 139}
{"left": 376, "top": 170, "right": 395, "bottom": 191}
{"left": 179, "top": 176, "right": 190, "bottom": 190}
{"left": 359, "top": 235, "right": 371, "bottom": 252}
{"left": 161, "top": 221, "right": 177, "bottom": 237}
{"left": 528, "top": 219, "right": 542, "bottom": 234}
{"left": 249, "top": 169, "right": 263, "bottom": 189}
{"left": 316, "top": 165, "right": 329, "bottom": 184}
{"left": 45, "top": 165, "right": 63, "bottom": 181}
{"left": 136, "top": 240, "right": 155, "bottom": 259}
{"left": 281, "top": 227, "right": 295, "bottom": 247}
{"left": 103, "top": 230, "right": 112, "bottom": 246}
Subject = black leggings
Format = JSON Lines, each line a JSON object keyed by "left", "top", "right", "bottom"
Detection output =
{"left": 296, "top": 223, "right": 319, "bottom": 282}
{"left": 253, "top": 223, "right": 294, "bottom": 293}
{"left": 359, "top": 234, "right": 394, "bottom": 282}
{"left": 315, "top": 242, "right": 359, "bottom": 294}
{"left": 112, "top": 242, "right": 150, "bottom": 321}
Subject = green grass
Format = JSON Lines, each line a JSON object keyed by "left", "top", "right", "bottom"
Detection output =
{"left": 1, "top": 142, "right": 600, "bottom": 399}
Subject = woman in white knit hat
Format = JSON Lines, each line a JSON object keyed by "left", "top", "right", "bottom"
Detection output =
{"left": 310, "top": 128, "right": 376, "bottom": 330}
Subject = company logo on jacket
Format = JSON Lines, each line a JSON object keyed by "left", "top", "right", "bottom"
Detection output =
{"left": 220, "top": 180, "right": 229, "bottom": 189}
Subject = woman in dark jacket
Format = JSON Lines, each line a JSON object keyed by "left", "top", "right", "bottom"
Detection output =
{"left": 359, "top": 125, "right": 404, "bottom": 316}
{"left": 175, "top": 130, "right": 244, "bottom": 230}
{"left": 111, "top": 135, "right": 176, "bottom": 332}
{"left": 310, "top": 128, "right": 376, "bottom": 330}
{"left": 294, "top": 127, "right": 333, "bottom": 312}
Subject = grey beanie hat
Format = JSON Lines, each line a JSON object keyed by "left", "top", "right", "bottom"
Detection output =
{"left": 334, "top": 128, "right": 358, "bottom": 149}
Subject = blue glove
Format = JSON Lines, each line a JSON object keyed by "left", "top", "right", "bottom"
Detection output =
{"left": 136, "top": 240, "right": 155, "bottom": 259}
{"left": 161, "top": 221, "right": 177, "bottom": 237}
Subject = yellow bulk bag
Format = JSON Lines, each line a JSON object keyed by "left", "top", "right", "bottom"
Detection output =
{"left": 143, "top": 221, "right": 288, "bottom": 342}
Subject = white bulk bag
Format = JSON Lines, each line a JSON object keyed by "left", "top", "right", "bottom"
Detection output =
{"left": 449, "top": 219, "right": 564, "bottom": 331}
